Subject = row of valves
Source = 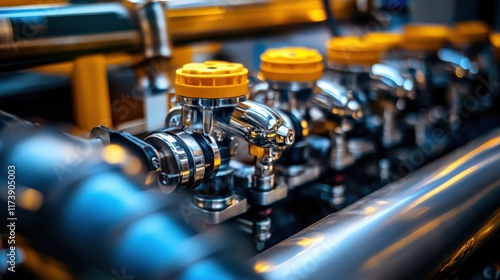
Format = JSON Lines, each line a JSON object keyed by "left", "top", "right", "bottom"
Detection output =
{"left": 90, "top": 22, "right": 499, "bottom": 249}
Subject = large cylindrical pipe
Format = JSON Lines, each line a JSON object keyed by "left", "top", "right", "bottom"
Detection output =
{"left": 0, "top": 3, "right": 142, "bottom": 70}
{"left": 250, "top": 127, "right": 500, "bottom": 280}
{"left": 0, "top": 0, "right": 356, "bottom": 70}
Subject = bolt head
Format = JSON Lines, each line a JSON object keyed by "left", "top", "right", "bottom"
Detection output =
{"left": 152, "top": 157, "right": 161, "bottom": 169}
{"left": 276, "top": 125, "right": 294, "bottom": 145}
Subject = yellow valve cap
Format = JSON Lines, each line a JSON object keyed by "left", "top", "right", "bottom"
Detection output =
{"left": 365, "top": 32, "right": 404, "bottom": 50}
{"left": 175, "top": 61, "right": 249, "bottom": 99}
{"left": 402, "top": 24, "right": 450, "bottom": 51}
{"left": 326, "top": 36, "right": 383, "bottom": 66}
{"left": 490, "top": 33, "right": 500, "bottom": 61}
{"left": 450, "top": 21, "right": 490, "bottom": 45}
{"left": 259, "top": 47, "right": 324, "bottom": 82}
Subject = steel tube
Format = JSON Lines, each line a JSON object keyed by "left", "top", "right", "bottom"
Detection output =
{"left": 250, "top": 127, "right": 500, "bottom": 280}
{"left": 0, "top": 0, "right": 356, "bottom": 70}
{"left": 0, "top": 3, "right": 142, "bottom": 70}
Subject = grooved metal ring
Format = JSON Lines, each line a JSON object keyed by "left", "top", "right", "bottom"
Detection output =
{"left": 152, "top": 133, "right": 190, "bottom": 185}
{"left": 174, "top": 130, "right": 206, "bottom": 186}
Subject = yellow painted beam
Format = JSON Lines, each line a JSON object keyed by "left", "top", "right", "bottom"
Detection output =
{"left": 72, "top": 55, "right": 112, "bottom": 132}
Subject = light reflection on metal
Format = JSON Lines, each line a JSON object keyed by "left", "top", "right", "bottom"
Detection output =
{"left": 251, "top": 128, "right": 500, "bottom": 280}
{"left": 296, "top": 236, "right": 325, "bottom": 247}
{"left": 254, "top": 261, "right": 272, "bottom": 273}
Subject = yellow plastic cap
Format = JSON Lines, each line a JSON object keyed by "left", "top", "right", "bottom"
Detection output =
{"left": 175, "top": 61, "right": 249, "bottom": 99}
{"left": 365, "top": 32, "right": 403, "bottom": 50}
{"left": 490, "top": 33, "right": 500, "bottom": 61}
{"left": 450, "top": 21, "right": 490, "bottom": 45}
{"left": 326, "top": 36, "right": 383, "bottom": 66}
{"left": 402, "top": 24, "right": 450, "bottom": 51}
{"left": 259, "top": 47, "right": 324, "bottom": 82}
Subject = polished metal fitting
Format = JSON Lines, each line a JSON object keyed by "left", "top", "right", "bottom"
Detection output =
{"left": 193, "top": 194, "right": 234, "bottom": 211}
{"left": 144, "top": 128, "right": 220, "bottom": 193}
{"left": 314, "top": 80, "right": 364, "bottom": 120}
{"left": 330, "top": 126, "right": 355, "bottom": 171}
{"left": 221, "top": 100, "right": 295, "bottom": 149}
{"left": 188, "top": 194, "right": 248, "bottom": 224}
{"left": 128, "top": 0, "right": 171, "bottom": 59}
{"left": 171, "top": 96, "right": 244, "bottom": 136}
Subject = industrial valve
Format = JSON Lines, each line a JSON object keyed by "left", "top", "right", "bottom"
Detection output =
{"left": 440, "top": 21, "right": 494, "bottom": 131}
{"left": 243, "top": 46, "right": 363, "bottom": 203}
{"left": 323, "top": 35, "right": 422, "bottom": 188}
{"left": 167, "top": 60, "right": 295, "bottom": 249}
{"left": 325, "top": 35, "right": 416, "bottom": 150}
{"left": 91, "top": 61, "right": 295, "bottom": 226}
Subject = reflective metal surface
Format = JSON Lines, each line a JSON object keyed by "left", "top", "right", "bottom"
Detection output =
{"left": 314, "top": 80, "right": 363, "bottom": 120}
{"left": 144, "top": 128, "right": 220, "bottom": 192}
{"left": 189, "top": 194, "right": 248, "bottom": 224}
{"left": 251, "top": 127, "right": 500, "bottom": 280}
{"left": 369, "top": 63, "right": 416, "bottom": 100}
{"left": 0, "top": 0, "right": 356, "bottom": 70}
{"left": 0, "top": 3, "right": 142, "bottom": 70}
{"left": 438, "top": 48, "right": 479, "bottom": 79}
{"left": 221, "top": 100, "right": 294, "bottom": 149}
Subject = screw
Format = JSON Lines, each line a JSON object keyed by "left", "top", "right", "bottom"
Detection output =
{"left": 152, "top": 157, "right": 160, "bottom": 169}
{"left": 159, "top": 173, "right": 168, "bottom": 185}
{"left": 276, "top": 125, "right": 294, "bottom": 145}
{"left": 261, "top": 156, "right": 274, "bottom": 165}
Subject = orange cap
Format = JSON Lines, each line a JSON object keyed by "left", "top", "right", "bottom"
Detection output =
{"left": 326, "top": 36, "right": 383, "bottom": 66}
{"left": 490, "top": 33, "right": 500, "bottom": 60}
{"left": 450, "top": 21, "right": 490, "bottom": 45}
{"left": 365, "top": 32, "right": 403, "bottom": 50}
{"left": 175, "top": 61, "right": 249, "bottom": 99}
{"left": 402, "top": 24, "right": 450, "bottom": 51}
{"left": 260, "top": 47, "right": 324, "bottom": 82}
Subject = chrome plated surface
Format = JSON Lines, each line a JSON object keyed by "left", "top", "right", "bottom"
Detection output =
{"left": 369, "top": 63, "right": 416, "bottom": 100}
{"left": 220, "top": 100, "right": 294, "bottom": 149}
{"left": 178, "top": 96, "right": 243, "bottom": 108}
{"left": 175, "top": 130, "right": 206, "bottom": 184}
{"left": 132, "top": 0, "right": 172, "bottom": 59}
{"left": 0, "top": 0, "right": 354, "bottom": 69}
{"left": 329, "top": 126, "right": 355, "bottom": 170}
{"left": 251, "top": 127, "right": 500, "bottom": 280}
{"left": 275, "top": 160, "right": 322, "bottom": 190}
{"left": 146, "top": 132, "right": 190, "bottom": 186}
{"left": 144, "top": 129, "right": 219, "bottom": 191}
{"left": 165, "top": 105, "right": 182, "bottom": 127}
{"left": 0, "top": 3, "right": 142, "bottom": 69}
{"left": 189, "top": 194, "right": 248, "bottom": 224}
{"left": 193, "top": 193, "right": 233, "bottom": 211}
{"left": 314, "top": 80, "right": 363, "bottom": 120}
{"left": 381, "top": 102, "right": 402, "bottom": 148}
{"left": 438, "top": 48, "right": 478, "bottom": 79}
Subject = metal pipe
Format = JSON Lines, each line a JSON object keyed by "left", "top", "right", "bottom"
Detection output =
{"left": 0, "top": 3, "right": 142, "bottom": 70}
{"left": 250, "top": 127, "right": 500, "bottom": 280}
{"left": 314, "top": 80, "right": 364, "bottom": 120}
{"left": 220, "top": 100, "right": 294, "bottom": 149}
{"left": 0, "top": 0, "right": 357, "bottom": 70}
